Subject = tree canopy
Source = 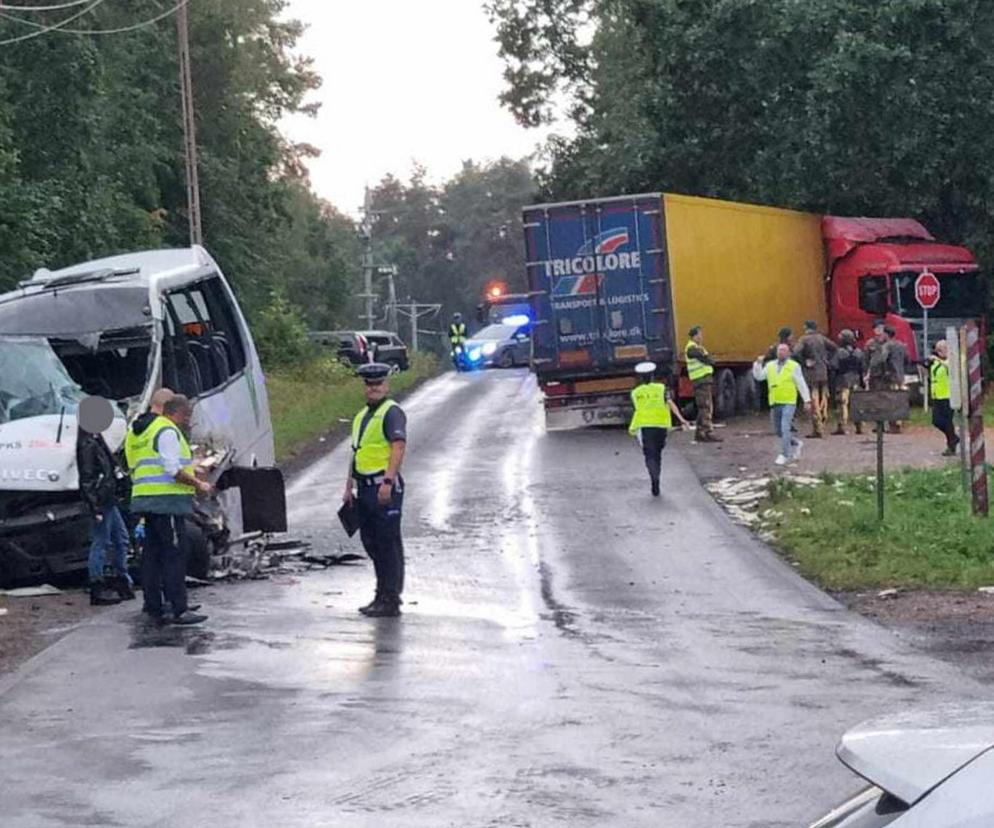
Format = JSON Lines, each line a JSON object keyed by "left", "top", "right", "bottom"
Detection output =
{"left": 0, "top": 0, "right": 360, "bottom": 358}
{"left": 489, "top": 0, "right": 994, "bottom": 266}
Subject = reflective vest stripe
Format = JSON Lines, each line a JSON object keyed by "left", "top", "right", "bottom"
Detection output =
{"left": 765, "top": 359, "right": 801, "bottom": 405}
{"left": 352, "top": 399, "right": 398, "bottom": 475}
{"left": 629, "top": 383, "right": 673, "bottom": 434}
{"left": 685, "top": 340, "right": 714, "bottom": 382}
{"left": 132, "top": 457, "right": 192, "bottom": 468}
{"left": 930, "top": 358, "right": 951, "bottom": 400}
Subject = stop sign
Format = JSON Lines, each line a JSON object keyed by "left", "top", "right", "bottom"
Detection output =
{"left": 915, "top": 271, "right": 941, "bottom": 310}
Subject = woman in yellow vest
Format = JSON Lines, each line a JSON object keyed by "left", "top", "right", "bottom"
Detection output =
{"left": 752, "top": 344, "right": 812, "bottom": 466}
{"left": 629, "top": 362, "right": 691, "bottom": 496}
{"left": 929, "top": 340, "right": 960, "bottom": 456}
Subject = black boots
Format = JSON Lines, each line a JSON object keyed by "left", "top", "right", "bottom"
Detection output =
{"left": 361, "top": 594, "right": 401, "bottom": 617}
{"left": 111, "top": 575, "right": 136, "bottom": 601}
{"left": 89, "top": 580, "right": 122, "bottom": 606}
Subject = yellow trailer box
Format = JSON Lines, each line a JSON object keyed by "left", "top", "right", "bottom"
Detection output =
{"left": 663, "top": 193, "right": 828, "bottom": 364}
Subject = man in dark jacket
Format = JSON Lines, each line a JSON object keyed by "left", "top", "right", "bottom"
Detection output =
{"left": 794, "top": 320, "right": 837, "bottom": 437}
{"left": 831, "top": 330, "right": 864, "bottom": 435}
{"left": 77, "top": 397, "right": 134, "bottom": 606}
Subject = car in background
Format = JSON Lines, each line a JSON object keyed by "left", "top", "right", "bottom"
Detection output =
{"left": 808, "top": 704, "right": 994, "bottom": 827}
{"left": 463, "top": 315, "right": 531, "bottom": 369}
{"left": 308, "top": 330, "right": 369, "bottom": 367}
{"left": 359, "top": 330, "right": 409, "bottom": 371}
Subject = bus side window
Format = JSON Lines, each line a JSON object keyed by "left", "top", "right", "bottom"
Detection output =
{"left": 199, "top": 277, "right": 247, "bottom": 375}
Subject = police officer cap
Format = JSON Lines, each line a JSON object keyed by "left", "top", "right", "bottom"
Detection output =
{"left": 635, "top": 361, "right": 657, "bottom": 376}
{"left": 688, "top": 325, "right": 701, "bottom": 337}
{"left": 357, "top": 362, "right": 392, "bottom": 383}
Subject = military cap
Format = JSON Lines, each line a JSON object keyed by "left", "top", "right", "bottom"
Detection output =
{"left": 635, "top": 361, "right": 657, "bottom": 376}
{"left": 357, "top": 362, "right": 392, "bottom": 384}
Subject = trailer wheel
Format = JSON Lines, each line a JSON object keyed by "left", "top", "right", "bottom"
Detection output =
{"left": 714, "top": 368, "right": 737, "bottom": 420}
{"left": 735, "top": 371, "right": 760, "bottom": 415}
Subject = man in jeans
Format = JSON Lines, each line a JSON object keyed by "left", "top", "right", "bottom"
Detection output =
{"left": 127, "top": 394, "right": 212, "bottom": 625}
{"left": 753, "top": 344, "right": 813, "bottom": 465}
{"left": 77, "top": 396, "right": 134, "bottom": 606}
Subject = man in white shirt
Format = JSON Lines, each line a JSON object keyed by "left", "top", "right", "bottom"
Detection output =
{"left": 753, "top": 344, "right": 813, "bottom": 465}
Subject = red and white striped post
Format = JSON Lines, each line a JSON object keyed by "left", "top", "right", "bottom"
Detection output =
{"left": 966, "top": 322, "right": 988, "bottom": 517}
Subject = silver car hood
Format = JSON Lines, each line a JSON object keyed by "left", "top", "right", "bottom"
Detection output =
{"left": 838, "top": 704, "right": 994, "bottom": 805}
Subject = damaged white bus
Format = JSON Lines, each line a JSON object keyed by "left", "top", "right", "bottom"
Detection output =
{"left": 0, "top": 247, "right": 285, "bottom": 585}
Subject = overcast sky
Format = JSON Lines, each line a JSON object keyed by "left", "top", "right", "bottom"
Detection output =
{"left": 280, "top": 0, "right": 553, "bottom": 215}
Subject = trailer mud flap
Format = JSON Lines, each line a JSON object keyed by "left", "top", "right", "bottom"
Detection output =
{"left": 545, "top": 400, "right": 631, "bottom": 431}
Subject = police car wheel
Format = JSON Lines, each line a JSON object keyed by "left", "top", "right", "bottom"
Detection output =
{"left": 497, "top": 350, "right": 514, "bottom": 369}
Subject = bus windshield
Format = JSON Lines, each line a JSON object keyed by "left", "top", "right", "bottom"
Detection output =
{"left": 0, "top": 336, "right": 86, "bottom": 425}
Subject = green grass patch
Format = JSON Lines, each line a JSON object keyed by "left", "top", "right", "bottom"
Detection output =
{"left": 762, "top": 466, "right": 994, "bottom": 590}
{"left": 266, "top": 352, "right": 439, "bottom": 461}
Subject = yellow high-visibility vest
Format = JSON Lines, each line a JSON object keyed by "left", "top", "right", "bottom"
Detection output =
{"left": 765, "top": 359, "right": 801, "bottom": 405}
{"left": 351, "top": 399, "right": 398, "bottom": 475}
{"left": 685, "top": 340, "right": 714, "bottom": 382}
{"left": 930, "top": 357, "right": 951, "bottom": 401}
{"left": 629, "top": 383, "right": 672, "bottom": 435}
{"left": 126, "top": 416, "right": 195, "bottom": 500}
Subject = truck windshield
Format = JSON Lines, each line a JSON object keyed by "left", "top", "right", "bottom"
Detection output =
{"left": 0, "top": 336, "right": 86, "bottom": 425}
{"left": 891, "top": 271, "right": 985, "bottom": 318}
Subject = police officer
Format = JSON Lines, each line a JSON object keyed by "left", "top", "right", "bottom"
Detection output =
{"left": 449, "top": 313, "right": 467, "bottom": 349}
{"left": 684, "top": 325, "right": 721, "bottom": 443}
{"left": 344, "top": 363, "right": 408, "bottom": 618}
{"left": 929, "top": 340, "right": 960, "bottom": 456}
{"left": 629, "top": 362, "right": 690, "bottom": 497}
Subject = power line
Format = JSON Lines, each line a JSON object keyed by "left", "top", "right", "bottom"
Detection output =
{"left": 0, "top": 0, "right": 190, "bottom": 42}
{"left": 0, "top": 0, "right": 93, "bottom": 11}
{"left": 0, "top": 0, "right": 104, "bottom": 44}
{"left": 61, "top": 0, "right": 190, "bottom": 35}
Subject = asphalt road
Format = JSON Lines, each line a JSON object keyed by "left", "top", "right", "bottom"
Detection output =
{"left": 0, "top": 369, "right": 980, "bottom": 827}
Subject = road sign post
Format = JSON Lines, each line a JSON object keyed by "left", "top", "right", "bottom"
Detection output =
{"left": 915, "top": 271, "right": 941, "bottom": 411}
{"left": 851, "top": 390, "right": 911, "bottom": 521}
{"left": 965, "top": 321, "right": 988, "bottom": 517}
{"left": 948, "top": 326, "right": 970, "bottom": 494}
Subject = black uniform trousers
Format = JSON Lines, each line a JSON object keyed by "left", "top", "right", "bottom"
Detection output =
{"left": 355, "top": 476, "right": 405, "bottom": 599}
{"left": 640, "top": 427, "right": 668, "bottom": 484}
{"left": 141, "top": 513, "right": 189, "bottom": 617}
{"left": 932, "top": 398, "right": 958, "bottom": 450}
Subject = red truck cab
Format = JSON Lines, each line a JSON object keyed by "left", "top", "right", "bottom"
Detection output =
{"left": 824, "top": 217, "right": 984, "bottom": 366}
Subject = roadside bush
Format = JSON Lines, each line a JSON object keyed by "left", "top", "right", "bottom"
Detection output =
{"left": 252, "top": 291, "right": 316, "bottom": 368}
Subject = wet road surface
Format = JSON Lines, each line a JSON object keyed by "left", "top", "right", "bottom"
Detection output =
{"left": 0, "top": 369, "right": 979, "bottom": 827}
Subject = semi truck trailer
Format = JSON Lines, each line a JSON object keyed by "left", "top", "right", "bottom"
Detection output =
{"left": 523, "top": 193, "right": 982, "bottom": 429}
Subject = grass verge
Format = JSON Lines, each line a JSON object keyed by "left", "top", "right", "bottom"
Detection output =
{"left": 761, "top": 466, "right": 994, "bottom": 590}
{"left": 266, "top": 352, "right": 439, "bottom": 462}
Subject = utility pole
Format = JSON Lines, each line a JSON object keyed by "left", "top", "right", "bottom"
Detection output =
{"left": 358, "top": 188, "right": 376, "bottom": 330}
{"left": 395, "top": 301, "right": 441, "bottom": 351}
{"left": 176, "top": 2, "right": 202, "bottom": 246}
